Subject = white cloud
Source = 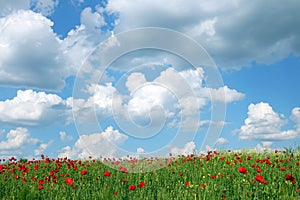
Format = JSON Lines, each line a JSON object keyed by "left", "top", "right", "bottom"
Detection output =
{"left": 125, "top": 72, "right": 147, "bottom": 93}
{"left": 0, "top": 10, "right": 69, "bottom": 90}
{"left": 0, "top": 90, "right": 71, "bottom": 126}
{"left": 0, "top": 128, "right": 40, "bottom": 157}
{"left": 58, "top": 126, "right": 128, "bottom": 159}
{"left": 34, "top": 140, "right": 52, "bottom": 156}
{"left": 238, "top": 102, "right": 299, "bottom": 140}
{"left": 170, "top": 141, "right": 195, "bottom": 156}
{"left": 291, "top": 107, "right": 300, "bottom": 131}
{"left": 0, "top": 0, "right": 30, "bottom": 17}
{"left": 106, "top": 0, "right": 300, "bottom": 69}
{"left": 80, "top": 7, "right": 106, "bottom": 31}
{"left": 209, "top": 86, "right": 245, "bottom": 103}
{"left": 137, "top": 147, "right": 144, "bottom": 153}
{"left": 30, "top": 0, "right": 59, "bottom": 16}
{"left": 72, "top": 83, "right": 121, "bottom": 123}
{"left": 59, "top": 131, "right": 73, "bottom": 141}
{"left": 215, "top": 137, "right": 229, "bottom": 145}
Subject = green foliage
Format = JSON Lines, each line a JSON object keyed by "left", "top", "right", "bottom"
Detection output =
{"left": 0, "top": 150, "right": 299, "bottom": 199}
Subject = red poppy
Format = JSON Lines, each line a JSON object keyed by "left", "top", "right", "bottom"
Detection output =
{"left": 65, "top": 177, "right": 74, "bottom": 185}
{"left": 34, "top": 165, "right": 38, "bottom": 171}
{"left": 38, "top": 185, "right": 43, "bottom": 190}
{"left": 280, "top": 167, "right": 286, "bottom": 171}
{"left": 103, "top": 171, "right": 111, "bottom": 177}
{"left": 286, "top": 174, "right": 296, "bottom": 184}
{"left": 128, "top": 185, "right": 136, "bottom": 190}
{"left": 211, "top": 175, "right": 217, "bottom": 179}
{"left": 238, "top": 167, "right": 247, "bottom": 174}
{"left": 120, "top": 166, "right": 128, "bottom": 173}
{"left": 254, "top": 174, "right": 268, "bottom": 184}
{"left": 185, "top": 182, "right": 190, "bottom": 186}
{"left": 37, "top": 180, "right": 45, "bottom": 185}
{"left": 80, "top": 170, "right": 87, "bottom": 175}
{"left": 199, "top": 184, "right": 205, "bottom": 189}
{"left": 121, "top": 178, "right": 127, "bottom": 183}
{"left": 138, "top": 181, "right": 146, "bottom": 188}
{"left": 113, "top": 191, "right": 118, "bottom": 196}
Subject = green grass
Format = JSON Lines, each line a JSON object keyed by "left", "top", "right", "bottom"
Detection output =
{"left": 0, "top": 150, "right": 299, "bottom": 199}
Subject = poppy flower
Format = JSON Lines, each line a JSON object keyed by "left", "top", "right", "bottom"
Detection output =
{"left": 138, "top": 181, "right": 146, "bottom": 188}
{"left": 103, "top": 171, "right": 111, "bottom": 177}
{"left": 128, "top": 185, "right": 136, "bottom": 190}
{"left": 211, "top": 175, "right": 217, "bottom": 179}
{"left": 38, "top": 185, "right": 43, "bottom": 190}
{"left": 65, "top": 178, "right": 74, "bottom": 185}
{"left": 280, "top": 167, "right": 286, "bottom": 171}
{"left": 286, "top": 174, "right": 296, "bottom": 184}
{"left": 199, "top": 184, "right": 205, "bottom": 189}
{"left": 120, "top": 166, "right": 128, "bottom": 173}
{"left": 185, "top": 182, "right": 190, "bottom": 187}
{"left": 113, "top": 192, "right": 118, "bottom": 196}
{"left": 37, "top": 180, "right": 45, "bottom": 185}
{"left": 238, "top": 167, "right": 247, "bottom": 174}
{"left": 254, "top": 174, "right": 268, "bottom": 184}
{"left": 80, "top": 170, "right": 87, "bottom": 175}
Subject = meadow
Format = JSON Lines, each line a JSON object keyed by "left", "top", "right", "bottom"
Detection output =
{"left": 0, "top": 150, "right": 299, "bottom": 199}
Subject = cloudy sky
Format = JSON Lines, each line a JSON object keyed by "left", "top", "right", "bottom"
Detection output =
{"left": 0, "top": 0, "right": 299, "bottom": 159}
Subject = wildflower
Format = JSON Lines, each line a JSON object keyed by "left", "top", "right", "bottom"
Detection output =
{"left": 138, "top": 181, "right": 146, "bottom": 188}
{"left": 103, "top": 171, "right": 111, "bottom": 177}
{"left": 128, "top": 185, "right": 136, "bottom": 190}
{"left": 80, "top": 170, "right": 87, "bottom": 175}
{"left": 238, "top": 167, "right": 247, "bottom": 174}
{"left": 65, "top": 178, "right": 74, "bottom": 185}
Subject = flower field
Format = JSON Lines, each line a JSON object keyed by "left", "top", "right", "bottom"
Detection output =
{"left": 0, "top": 150, "right": 299, "bottom": 199}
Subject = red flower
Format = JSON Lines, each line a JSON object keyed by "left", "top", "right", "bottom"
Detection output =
{"left": 121, "top": 178, "right": 127, "bottom": 183}
{"left": 38, "top": 185, "right": 43, "bottom": 190}
{"left": 113, "top": 191, "right": 118, "bottom": 196}
{"left": 199, "top": 184, "right": 205, "bottom": 189}
{"left": 238, "top": 167, "right": 247, "bottom": 174}
{"left": 37, "top": 180, "right": 45, "bottom": 185}
{"left": 286, "top": 174, "right": 296, "bottom": 184}
{"left": 280, "top": 167, "right": 286, "bottom": 171}
{"left": 80, "top": 170, "right": 87, "bottom": 175}
{"left": 211, "top": 175, "right": 217, "bottom": 179}
{"left": 120, "top": 166, "right": 128, "bottom": 173}
{"left": 34, "top": 165, "right": 38, "bottom": 171}
{"left": 65, "top": 178, "right": 74, "bottom": 185}
{"left": 185, "top": 182, "right": 190, "bottom": 187}
{"left": 128, "top": 185, "right": 136, "bottom": 190}
{"left": 256, "top": 169, "right": 262, "bottom": 173}
{"left": 179, "top": 173, "right": 183, "bottom": 177}
{"left": 103, "top": 171, "right": 111, "bottom": 177}
{"left": 254, "top": 174, "right": 268, "bottom": 184}
{"left": 138, "top": 181, "right": 146, "bottom": 188}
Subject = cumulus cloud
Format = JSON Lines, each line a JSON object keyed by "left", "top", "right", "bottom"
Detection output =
{"left": 58, "top": 126, "right": 128, "bottom": 159}
{"left": 0, "top": 90, "right": 72, "bottom": 126}
{"left": 238, "top": 102, "right": 299, "bottom": 140}
{"left": 30, "top": 0, "right": 59, "bottom": 16}
{"left": 0, "top": 10, "right": 69, "bottom": 90}
{"left": 0, "top": 0, "right": 30, "bottom": 17}
{"left": 72, "top": 83, "right": 121, "bottom": 123}
{"left": 291, "top": 107, "right": 300, "bottom": 131}
{"left": 215, "top": 137, "right": 229, "bottom": 146}
{"left": 106, "top": 0, "right": 300, "bottom": 69}
{"left": 170, "top": 141, "right": 195, "bottom": 156}
{"left": 34, "top": 141, "right": 52, "bottom": 156}
{"left": 0, "top": 128, "right": 40, "bottom": 157}
{"left": 59, "top": 131, "right": 73, "bottom": 141}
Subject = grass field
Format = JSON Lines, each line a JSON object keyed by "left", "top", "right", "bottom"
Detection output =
{"left": 0, "top": 150, "right": 299, "bottom": 199}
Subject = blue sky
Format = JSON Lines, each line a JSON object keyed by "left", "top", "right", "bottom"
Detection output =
{"left": 0, "top": 0, "right": 299, "bottom": 159}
